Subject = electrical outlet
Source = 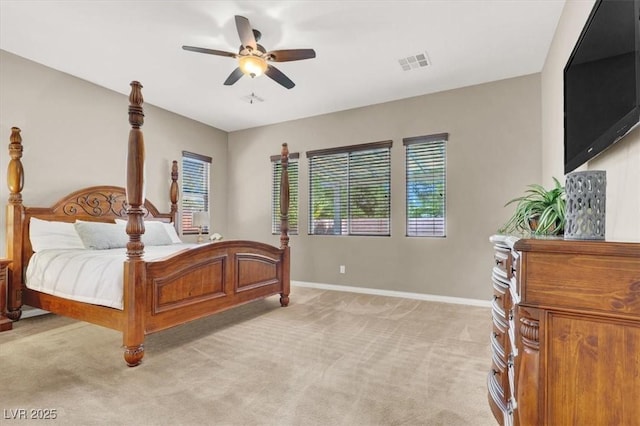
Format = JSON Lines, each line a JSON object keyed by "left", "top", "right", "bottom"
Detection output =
{"left": 339, "top": 265, "right": 346, "bottom": 274}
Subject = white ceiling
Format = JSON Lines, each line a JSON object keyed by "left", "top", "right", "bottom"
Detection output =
{"left": 0, "top": 0, "right": 566, "bottom": 132}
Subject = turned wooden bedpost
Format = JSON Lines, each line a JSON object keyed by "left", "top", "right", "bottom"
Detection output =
{"left": 5, "top": 127, "right": 24, "bottom": 323}
{"left": 170, "top": 160, "right": 179, "bottom": 225}
{"left": 279, "top": 143, "right": 290, "bottom": 307}
{"left": 123, "top": 81, "right": 146, "bottom": 366}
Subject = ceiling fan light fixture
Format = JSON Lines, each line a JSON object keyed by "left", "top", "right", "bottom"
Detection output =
{"left": 183, "top": 15, "right": 314, "bottom": 88}
{"left": 239, "top": 55, "right": 268, "bottom": 77}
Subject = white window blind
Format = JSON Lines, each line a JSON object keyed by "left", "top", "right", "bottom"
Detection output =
{"left": 404, "top": 133, "right": 447, "bottom": 237}
{"left": 181, "top": 151, "right": 211, "bottom": 234}
{"left": 271, "top": 153, "right": 299, "bottom": 235}
{"left": 308, "top": 141, "right": 392, "bottom": 236}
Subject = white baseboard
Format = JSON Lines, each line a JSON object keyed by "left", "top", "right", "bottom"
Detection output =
{"left": 292, "top": 280, "right": 492, "bottom": 308}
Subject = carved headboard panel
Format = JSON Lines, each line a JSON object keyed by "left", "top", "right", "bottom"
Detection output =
{"left": 21, "top": 185, "right": 174, "bottom": 268}
{"left": 49, "top": 185, "right": 168, "bottom": 220}
{"left": 55, "top": 186, "right": 130, "bottom": 218}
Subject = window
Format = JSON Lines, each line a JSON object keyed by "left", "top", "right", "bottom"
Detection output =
{"left": 404, "top": 133, "right": 447, "bottom": 237}
{"left": 181, "top": 151, "right": 211, "bottom": 234}
{"left": 307, "top": 141, "right": 392, "bottom": 236}
{"left": 271, "top": 152, "right": 299, "bottom": 235}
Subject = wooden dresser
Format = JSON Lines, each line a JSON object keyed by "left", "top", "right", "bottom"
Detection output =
{"left": 488, "top": 235, "right": 520, "bottom": 425}
{"left": 488, "top": 237, "right": 640, "bottom": 426}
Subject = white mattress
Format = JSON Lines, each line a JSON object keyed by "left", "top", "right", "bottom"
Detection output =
{"left": 25, "top": 244, "right": 196, "bottom": 310}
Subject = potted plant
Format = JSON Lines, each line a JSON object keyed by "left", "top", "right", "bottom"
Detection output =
{"left": 499, "top": 177, "right": 566, "bottom": 237}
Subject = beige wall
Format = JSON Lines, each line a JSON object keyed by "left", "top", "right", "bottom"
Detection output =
{"left": 0, "top": 50, "right": 228, "bottom": 255}
{"left": 0, "top": 51, "right": 551, "bottom": 301}
{"left": 2, "top": 3, "right": 636, "bottom": 303}
{"left": 228, "top": 74, "right": 542, "bottom": 300}
{"left": 542, "top": 0, "right": 640, "bottom": 242}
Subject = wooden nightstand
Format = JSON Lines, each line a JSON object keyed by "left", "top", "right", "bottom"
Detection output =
{"left": 0, "top": 259, "right": 12, "bottom": 331}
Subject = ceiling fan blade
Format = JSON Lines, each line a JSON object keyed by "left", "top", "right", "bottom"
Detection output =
{"left": 224, "top": 67, "right": 244, "bottom": 86}
{"left": 182, "top": 46, "right": 237, "bottom": 58}
{"left": 267, "top": 49, "right": 316, "bottom": 62}
{"left": 265, "top": 65, "right": 295, "bottom": 89}
{"left": 235, "top": 15, "right": 257, "bottom": 51}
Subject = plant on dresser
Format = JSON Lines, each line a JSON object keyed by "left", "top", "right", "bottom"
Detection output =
{"left": 498, "top": 178, "right": 566, "bottom": 237}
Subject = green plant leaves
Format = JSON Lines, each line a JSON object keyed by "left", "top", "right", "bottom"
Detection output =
{"left": 498, "top": 178, "right": 566, "bottom": 236}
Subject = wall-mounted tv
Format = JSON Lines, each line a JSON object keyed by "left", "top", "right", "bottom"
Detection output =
{"left": 564, "top": 0, "right": 640, "bottom": 174}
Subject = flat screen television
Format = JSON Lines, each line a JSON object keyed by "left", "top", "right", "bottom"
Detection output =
{"left": 564, "top": 0, "right": 640, "bottom": 174}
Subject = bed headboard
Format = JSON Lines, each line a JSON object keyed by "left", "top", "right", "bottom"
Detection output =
{"left": 5, "top": 116, "right": 178, "bottom": 318}
{"left": 21, "top": 185, "right": 175, "bottom": 259}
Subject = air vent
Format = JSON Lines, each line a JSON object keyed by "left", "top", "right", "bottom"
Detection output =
{"left": 399, "top": 52, "right": 430, "bottom": 71}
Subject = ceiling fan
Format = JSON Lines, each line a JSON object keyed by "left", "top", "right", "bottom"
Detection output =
{"left": 182, "top": 15, "right": 316, "bottom": 89}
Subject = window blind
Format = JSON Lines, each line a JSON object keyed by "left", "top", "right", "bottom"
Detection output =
{"left": 271, "top": 154, "right": 299, "bottom": 235}
{"left": 308, "top": 141, "right": 391, "bottom": 236}
{"left": 181, "top": 151, "right": 211, "bottom": 234}
{"left": 404, "top": 134, "right": 447, "bottom": 237}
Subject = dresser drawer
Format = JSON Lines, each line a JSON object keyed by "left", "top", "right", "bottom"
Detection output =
{"left": 521, "top": 251, "right": 640, "bottom": 317}
{"left": 492, "top": 275, "right": 510, "bottom": 312}
{"left": 488, "top": 359, "right": 516, "bottom": 426}
{"left": 492, "top": 305, "right": 508, "bottom": 334}
{"left": 494, "top": 246, "right": 510, "bottom": 275}
{"left": 509, "top": 250, "right": 520, "bottom": 303}
{"left": 491, "top": 331, "right": 507, "bottom": 371}
{"left": 492, "top": 294, "right": 507, "bottom": 323}
{"left": 488, "top": 368, "right": 508, "bottom": 415}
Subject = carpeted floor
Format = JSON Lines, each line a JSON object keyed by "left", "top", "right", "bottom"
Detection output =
{"left": 0, "top": 287, "right": 495, "bottom": 426}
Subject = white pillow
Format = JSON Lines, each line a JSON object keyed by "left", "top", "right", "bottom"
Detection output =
{"left": 115, "top": 219, "right": 175, "bottom": 246}
{"left": 75, "top": 220, "right": 129, "bottom": 250}
{"left": 29, "top": 217, "right": 85, "bottom": 252}
{"left": 163, "top": 223, "right": 182, "bottom": 244}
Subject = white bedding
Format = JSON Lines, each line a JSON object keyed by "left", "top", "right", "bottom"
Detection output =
{"left": 25, "top": 244, "right": 197, "bottom": 310}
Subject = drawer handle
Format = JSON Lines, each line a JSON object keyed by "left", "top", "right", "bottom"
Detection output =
{"left": 493, "top": 294, "right": 501, "bottom": 300}
{"left": 495, "top": 258, "right": 504, "bottom": 266}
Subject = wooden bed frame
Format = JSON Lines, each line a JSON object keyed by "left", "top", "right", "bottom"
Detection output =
{"left": 2, "top": 81, "right": 291, "bottom": 366}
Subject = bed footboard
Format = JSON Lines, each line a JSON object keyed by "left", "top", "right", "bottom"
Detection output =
{"left": 143, "top": 241, "right": 289, "bottom": 333}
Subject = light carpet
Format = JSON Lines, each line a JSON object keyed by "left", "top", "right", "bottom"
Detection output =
{"left": 0, "top": 287, "right": 495, "bottom": 425}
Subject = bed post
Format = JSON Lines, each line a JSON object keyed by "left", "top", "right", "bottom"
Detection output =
{"left": 170, "top": 160, "right": 179, "bottom": 225}
{"left": 5, "top": 127, "right": 24, "bottom": 324}
{"left": 123, "top": 81, "right": 146, "bottom": 367}
{"left": 279, "top": 143, "right": 290, "bottom": 307}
